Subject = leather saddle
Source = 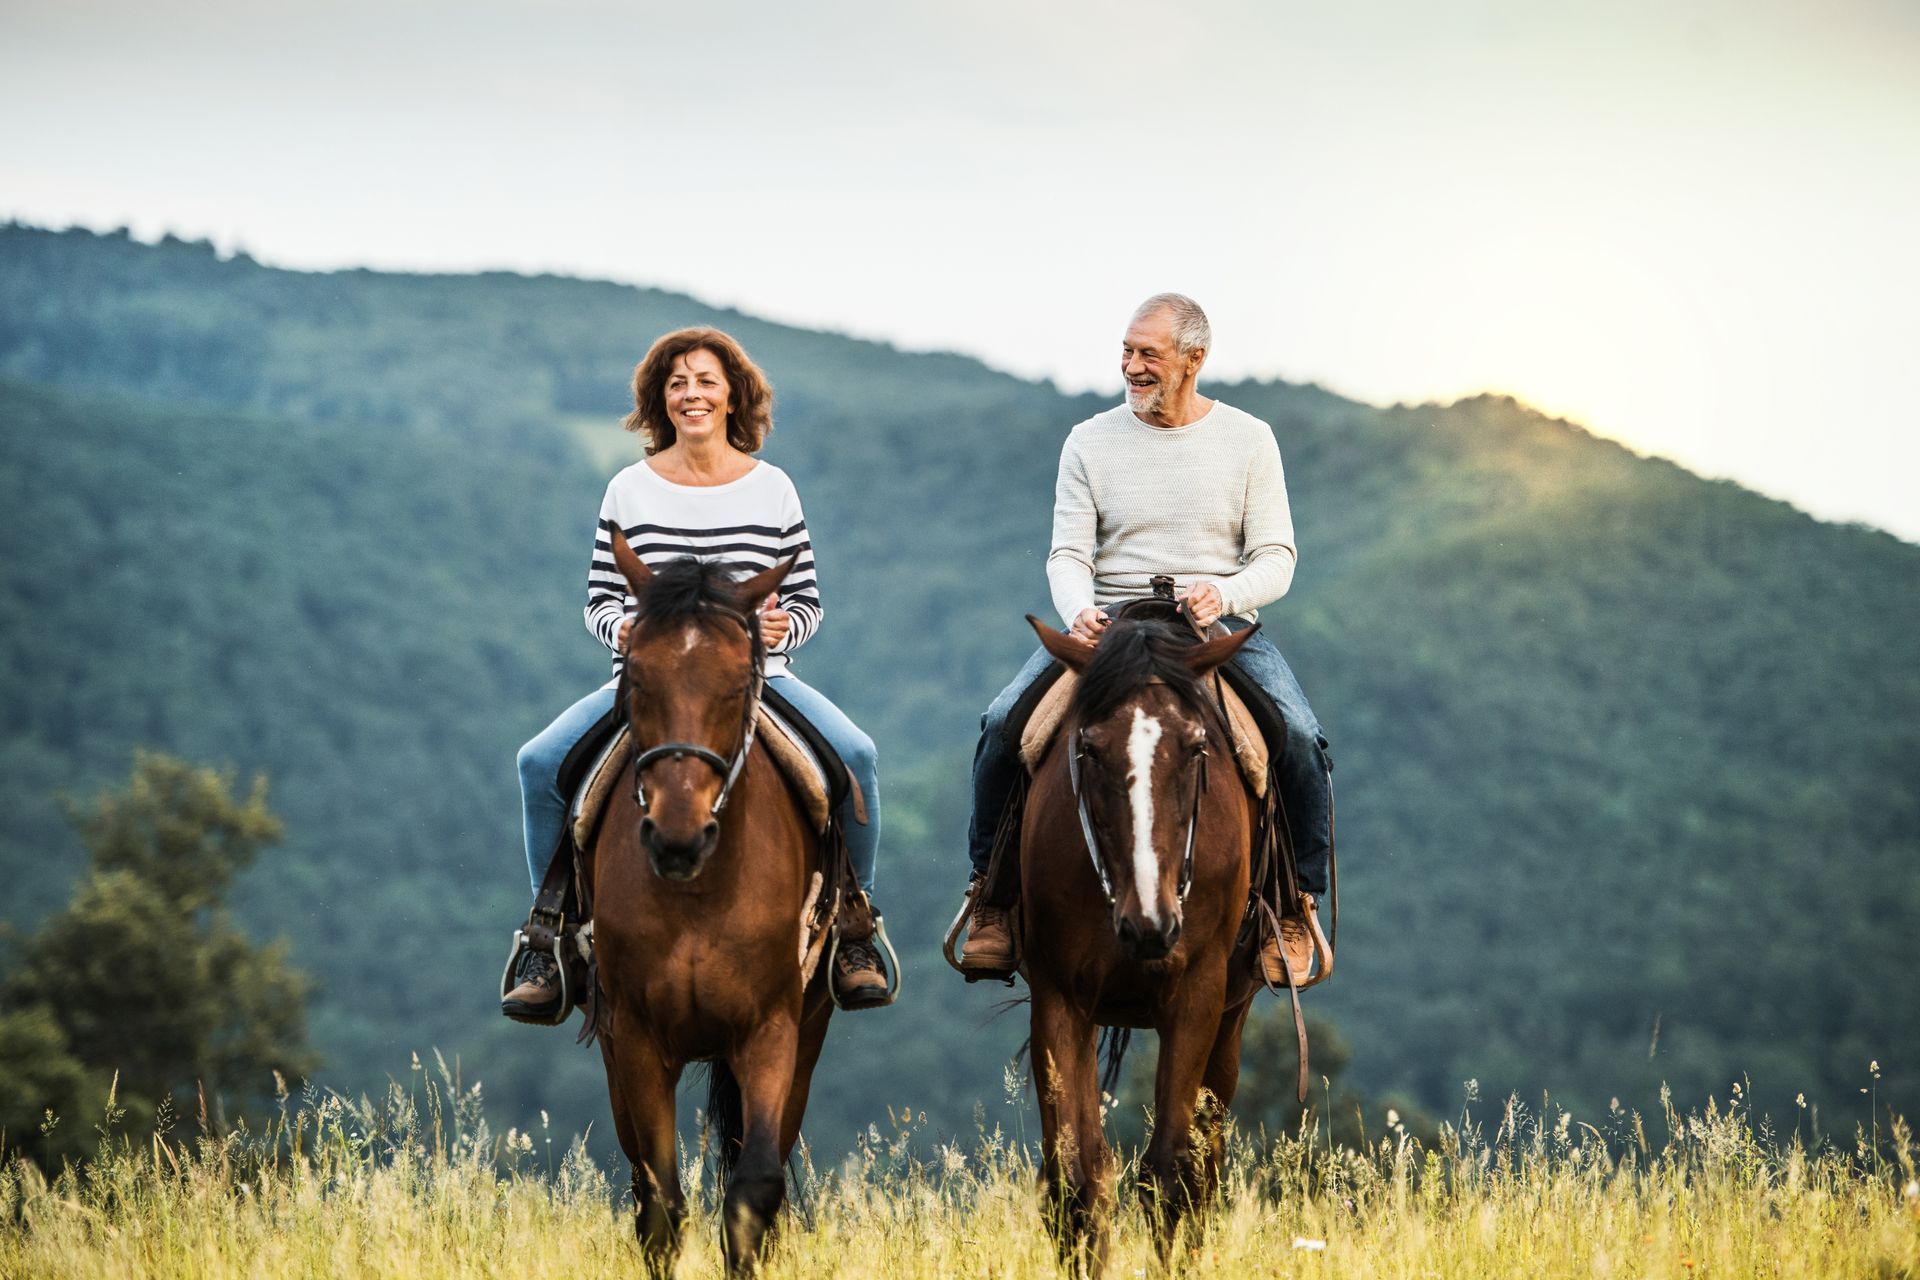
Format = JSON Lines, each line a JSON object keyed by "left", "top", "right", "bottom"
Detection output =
{"left": 570, "top": 687, "right": 865, "bottom": 848}
{"left": 1018, "top": 669, "right": 1270, "bottom": 796}
{"left": 944, "top": 595, "right": 1298, "bottom": 987}
{"left": 509, "top": 684, "right": 878, "bottom": 1033}
{"left": 1003, "top": 598, "right": 1286, "bottom": 791}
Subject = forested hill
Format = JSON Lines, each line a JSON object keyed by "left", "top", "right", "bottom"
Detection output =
{"left": 2, "top": 222, "right": 1915, "bottom": 1147}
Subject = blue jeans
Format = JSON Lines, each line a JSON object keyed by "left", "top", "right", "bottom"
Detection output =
{"left": 517, "top": 677, "right": 880, "bottom": 896}
{"left": 518, "top": 686, "right": 614, "bottom": 892}
{"left": 766, "top": 674, "right": 881, "bottom": 896}
{"left": 965, "top": 615, "right": 1332, "bottom": 896}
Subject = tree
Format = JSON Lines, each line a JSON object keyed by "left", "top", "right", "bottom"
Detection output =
{"left": 0, "top": 752, "right": 316, "bottom": 1163}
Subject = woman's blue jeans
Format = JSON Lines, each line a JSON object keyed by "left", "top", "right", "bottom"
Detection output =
{"left": 964, "top": 615, "right": 1332, "bottom": 896}
{"left": 517, "top": 676, "right": 880, "bottom": 896}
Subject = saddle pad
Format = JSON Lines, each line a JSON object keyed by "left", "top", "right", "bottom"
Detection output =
{"left": 757, "top": 704, "right": 835, "bottom": 832}
{"left": 571, "top": 705, "right": 833, "bottom": 849}
{"left": 1018, "top": 672, "right": 1269, "bottom": 798}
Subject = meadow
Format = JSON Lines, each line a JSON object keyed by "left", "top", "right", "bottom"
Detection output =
{"left": 4, "top": 1058, "right": 1915, "bottom": 1278}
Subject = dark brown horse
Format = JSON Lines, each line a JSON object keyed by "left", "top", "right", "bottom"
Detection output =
{"left": 590, "top": 537, "right": 835, "bottom": 1277}
{"left": 1022, "top": 609, "right": 1263, "bottom": 1272}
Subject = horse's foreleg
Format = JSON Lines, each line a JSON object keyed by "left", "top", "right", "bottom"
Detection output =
{"left": 1196, "top": 999, "right": 1253, "bottom": 1204}
{"left": 1031, "top": 982, "right": 1112, "bottom": 1277}
{"left": 605, "top": 1034, "right": 685, "bottom": 1279}
{"left": 721, "top": 1016, "right": 800, "bottom": 1275}
{"left": 1142, "top": 985, "right": 1228, "bottom": 1258}
{"left": 778, "top": 990, "right": 834, "bottom": 1159}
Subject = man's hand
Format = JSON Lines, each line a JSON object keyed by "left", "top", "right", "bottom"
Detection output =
{"left": 618, "top": 618, "right": 633, "bottom": 650}
{"left": 759, "top": 598, "right": 793, "bottom": 649}
{"left": 1180, "top": 582, "right": 1224, "bottom": 633}
{"left": 1068, "top": 608, "right": 1111, "bottom": 644}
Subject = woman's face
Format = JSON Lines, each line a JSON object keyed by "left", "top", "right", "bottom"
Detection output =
{"left": 664, "top": 348, "right": 733, "bottom": 445}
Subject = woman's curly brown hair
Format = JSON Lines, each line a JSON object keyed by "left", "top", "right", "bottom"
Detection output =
{"left": 623, "top": 327, "right": 775, "bottom": 455}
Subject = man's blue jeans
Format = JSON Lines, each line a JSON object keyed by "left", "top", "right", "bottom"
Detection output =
{"left": 518, "top": 675, "right": 881, "bottom": 896}
{"left": 964, "top": 615, "right": 1332, "bottom": 896}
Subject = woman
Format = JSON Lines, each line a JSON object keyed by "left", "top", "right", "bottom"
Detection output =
{"left": 502, "top": 326, "right": 887, "bottom": 1017}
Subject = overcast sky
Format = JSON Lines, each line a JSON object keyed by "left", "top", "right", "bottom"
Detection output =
{"left": 5, "top": 0, "right": 1916, "bottom": 538}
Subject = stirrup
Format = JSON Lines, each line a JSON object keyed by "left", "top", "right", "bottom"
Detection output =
{"left": 942, "top": 879, "right": 1018, "bottom": 985}
{"left": 499, "top": 919, "right": 593, "bottom": 1026}
{"left": 827, "top": 913, "right": 901, "bottom": 1010}
{"left": 1297, "top": 892, "right": 1334, "bottom": 986}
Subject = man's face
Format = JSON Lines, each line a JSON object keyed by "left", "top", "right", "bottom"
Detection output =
{"left": 1121, "top": 308, "right": 1193, "bottom": 416}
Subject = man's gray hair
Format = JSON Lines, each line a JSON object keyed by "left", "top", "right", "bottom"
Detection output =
{"left": 1133, "top": 292, "right": 1211, "bottom": 355}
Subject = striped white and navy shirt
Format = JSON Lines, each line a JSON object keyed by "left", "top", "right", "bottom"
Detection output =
{"left": 586, "top": 460, "right": 822, "bottom": 682}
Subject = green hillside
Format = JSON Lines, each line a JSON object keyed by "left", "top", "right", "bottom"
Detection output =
{"left": 1, "top": 223, "right": 1914, "bottom": 1148}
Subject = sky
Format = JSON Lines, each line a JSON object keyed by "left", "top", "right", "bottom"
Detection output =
{"left": 4, "top": 0, "right": 1917, "bottom": 538}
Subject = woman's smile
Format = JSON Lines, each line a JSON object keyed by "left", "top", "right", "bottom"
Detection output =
{"left": 664, "top": 347, "right": 732, "bottom": 437}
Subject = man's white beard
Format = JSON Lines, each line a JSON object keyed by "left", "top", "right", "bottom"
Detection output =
{"left": 1127, "top": 381, "right": 1165, "bottom": 415}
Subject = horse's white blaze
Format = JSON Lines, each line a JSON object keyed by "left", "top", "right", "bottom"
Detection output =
{"left": 1127, "top": 707, "right": 1165, "bottom": 927}
{"left": 679, "top": 627, "right": 700, "bottom": 656}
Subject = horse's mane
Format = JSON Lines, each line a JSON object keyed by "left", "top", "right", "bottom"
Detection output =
{"left": 634, "top": 556, "right": 755, "bottom": 629}
{"left": 1069, "top": 603, "right": 1209, "bottom": 726}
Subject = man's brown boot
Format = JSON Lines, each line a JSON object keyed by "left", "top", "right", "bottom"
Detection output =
{"left": 501, "top": 949, "right": 564, "bottom": 1023}
{"left": 959, "top": 881, "right": 1016, "bottom": 973}
{"left": 1259, "top": 894, "right": 1332, "bottom": 990}
{"left": 832, "top": 940, "right": 892, "bottom": 1009}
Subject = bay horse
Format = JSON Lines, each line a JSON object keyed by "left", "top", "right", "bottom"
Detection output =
{"left": 590, "top": 536, "right": 834, "bottom": 1276}
{"left": 1022, "top": 607, "right": 1264, "bottom": 1272}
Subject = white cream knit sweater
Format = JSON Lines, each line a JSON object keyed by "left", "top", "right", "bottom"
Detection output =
{"left": 1046, "top": 400, "right": 1298, "bottom": 624}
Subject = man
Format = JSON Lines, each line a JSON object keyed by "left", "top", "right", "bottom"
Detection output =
{"left": 959, "top": 293, "right": 1335, "bottom": 986}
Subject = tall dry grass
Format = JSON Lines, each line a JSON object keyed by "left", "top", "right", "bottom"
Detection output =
{"left": 3, "top": 1057, "right": 1915, "bottom": 1278}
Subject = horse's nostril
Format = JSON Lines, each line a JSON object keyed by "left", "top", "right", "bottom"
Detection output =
{"left": 702, "top": 820, "right": 719, "bottom": 842}
{"left": 1165, "top": 919, "right": 1182, "bottom": 947}
{"left": 639, "top": 816, "right": 657, "bottom": 841}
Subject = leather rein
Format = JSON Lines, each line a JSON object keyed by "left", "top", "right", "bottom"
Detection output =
{"left": 619, "top": 603, "right": 766, "bottom": 819}
{"left": 1065, "top": 696, "right": 1211, "bottom": 908}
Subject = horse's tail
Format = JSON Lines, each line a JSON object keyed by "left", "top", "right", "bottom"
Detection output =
{"left": 702, "top": 1060, "right": 745, "bottom": 1184}
{"left": 1098, "top": 1026, "right": 1132, "bottom": 1096}
{"left": 1013, "top": 1021, "right": 1132, "bottom": 1096}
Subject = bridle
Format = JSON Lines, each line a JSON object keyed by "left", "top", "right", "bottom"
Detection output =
{"left": 1065, "top": 696, "right": 1210, "bottom": 909}
{"left": 620, "top": 603, "right": 765, "bottom": 820}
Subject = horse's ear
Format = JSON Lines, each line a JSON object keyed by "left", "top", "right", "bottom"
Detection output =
{"left": 1029, "top": 614, "right": 1096, "bottom": 673}
{"left": 1181, "top": 623, "right": 1259, "bottom": 677}
{"left": 610, "top": 524, "right": 653, "bottom": 596}
{"left": 734, "top": 556, "right": 796, "bottom": 611}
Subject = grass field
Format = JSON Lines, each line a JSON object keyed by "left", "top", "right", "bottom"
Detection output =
{"left": 4, "top": 1061, "right": 1916, "bottom": 1278}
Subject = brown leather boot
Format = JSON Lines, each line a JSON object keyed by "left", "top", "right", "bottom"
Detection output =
{"left": 1259, "top": 894, "right": 1332, "bottom": 990}
{"left": 960, "top": 887, "right": 1016, "bottom": 973}
{"left": 501, "top": 949, "right": 564, "bottom": 1022}
{"left": 832, "top": 940, "right": 891, "bottom": 1009}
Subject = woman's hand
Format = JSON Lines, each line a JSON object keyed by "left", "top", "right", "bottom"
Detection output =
{"left": 1180, "top": 582, "right": 1224, "bottom": 633}
{"left": 618, "top": 618, "right": 633, "bottom": 649}
{"left": 759, "top": 599, "right": 792, "bottom": 649}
